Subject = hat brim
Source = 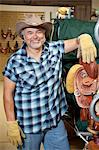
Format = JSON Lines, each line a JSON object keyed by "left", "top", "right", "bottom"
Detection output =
{"left": 16, "top": 21, "right": 52, "bottom": 39}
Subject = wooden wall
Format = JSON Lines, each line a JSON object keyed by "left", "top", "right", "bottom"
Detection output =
{"left": 0, "top": 0, "right": 92, "bottom": 20}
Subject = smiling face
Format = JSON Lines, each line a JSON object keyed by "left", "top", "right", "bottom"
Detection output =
{"left": 22, "top": 27, "right": 46, "bottom": 51}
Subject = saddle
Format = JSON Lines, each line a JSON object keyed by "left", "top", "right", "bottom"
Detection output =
{"left": 74, "top": 60, "right": 99, "bottom": 149}
{"left": 74, "top": 61, "right": 98, "bottom": 109}
{"left": 85, "top": 140, "right": 99, "bottom": 150}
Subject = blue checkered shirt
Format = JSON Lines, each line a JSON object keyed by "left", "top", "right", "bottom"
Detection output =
{"left": 3, "top": 40, "right": 68, "bottom": 133}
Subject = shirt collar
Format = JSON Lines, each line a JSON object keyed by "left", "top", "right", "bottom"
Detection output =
{"left": 42, "top": 41, "right": 49, "bottom": 53}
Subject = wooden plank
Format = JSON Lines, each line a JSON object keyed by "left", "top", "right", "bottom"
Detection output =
{"left": 0, "top": 0, "right": 91, "bottom": 6}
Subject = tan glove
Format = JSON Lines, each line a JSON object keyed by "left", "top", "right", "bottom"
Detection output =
{"left": 7, "top": 120, "right": 25, "bottom": 147}
{"left": 78, "top": 34, "right": 97, "bottom": 63}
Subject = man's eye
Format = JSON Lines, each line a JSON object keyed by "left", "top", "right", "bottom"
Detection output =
{"left": 37, "top": 31, "right": 42, "bottom": 34}
{"left": 27, "top": 31, "right": 33, "bottom": 34}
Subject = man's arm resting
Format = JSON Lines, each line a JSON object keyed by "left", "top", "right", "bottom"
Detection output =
{"left": 64, "top": 34, "right": 97, "bottom": 63}
{"left": 3, "top": 76, "right": 25, "bottom": 147}
{"left": 3, "top": 76, "right": 16, "bottom": 121}
{"left": 64, "top": 38, "right": 79, "bottom": 53}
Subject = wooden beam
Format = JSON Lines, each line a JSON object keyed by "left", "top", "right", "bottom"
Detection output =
{"left": 0, "top": 0, "right": 91, "bottom": 6}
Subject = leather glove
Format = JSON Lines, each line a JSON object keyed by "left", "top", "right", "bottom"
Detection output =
{"left": 7, "top": 120, "right": 25, "bottom": 147}
{"left": 78, "top": 34, "right": 97, "bottom": 63}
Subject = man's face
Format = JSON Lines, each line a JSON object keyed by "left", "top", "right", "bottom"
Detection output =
{"left": 23, "top": 27, "right": 46, "bottom": 50}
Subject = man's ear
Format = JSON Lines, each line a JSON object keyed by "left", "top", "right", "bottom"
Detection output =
{"left": 20, "top": 30, "right": 25, "bottom": 40}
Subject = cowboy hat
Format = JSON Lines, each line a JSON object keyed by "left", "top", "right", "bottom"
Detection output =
{"left": 16, "top": 14, "right": 52, "bottom": 39}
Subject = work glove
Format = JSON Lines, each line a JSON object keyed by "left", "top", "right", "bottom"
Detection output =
{"left": 7, "top": 120, "right": 25, "bottom": 147}
{"left": 78, "top": 34, "right": 97, "bottom": 63}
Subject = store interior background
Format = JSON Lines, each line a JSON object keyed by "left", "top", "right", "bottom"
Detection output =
{"left": 0, "top": 0, "right": 99, "bottom": 150}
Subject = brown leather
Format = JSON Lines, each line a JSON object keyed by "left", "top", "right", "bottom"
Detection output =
{"left": 87, "top": 117, "right": 99, "bottom": 135}
{"left": 82, "top": 77, "right": 94, "bottom": 86}
{"left": 86, "top": 140, "right": 99, "bottom": 150}
{"left": 79, "top": 59, "right": 98, "bottom": 79}
{"left": 75, "top": 67, "right": 97, "bottom": 96}
{"left": 87, "top": 126, "right": 99, "bottom": 135}
{"left": 94, "top": 121, "right": 99, "bottom": 131}
{"left": 94, "top": 135, "right": 99, "bottom": 145}
{"left": 80, "top": 108, "right": 89, "bottom": 121}
{"left": 74, "top": 66, "right": 98, "bottom": 108}
{"left": 74, "top": 89, "right": 92, "bottom": 108}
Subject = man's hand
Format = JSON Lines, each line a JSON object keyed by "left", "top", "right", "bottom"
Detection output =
{"left": 78, "top": 34, "right": 97, "bottom": 63}
{"left": 7, "top": 120, "right": 25, "bottom": 147}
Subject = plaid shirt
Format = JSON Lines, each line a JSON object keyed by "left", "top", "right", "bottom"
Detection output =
{"left": 3, "top": 40, "right": 68, "bottom": 133}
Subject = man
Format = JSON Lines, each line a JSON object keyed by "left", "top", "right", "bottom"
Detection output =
{"left": 3, "top": 15, "right": 97, "bottom": 150}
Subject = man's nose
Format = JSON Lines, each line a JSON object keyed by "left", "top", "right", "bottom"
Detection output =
{"left": 32, "top": 32, "right": 38, "bottom": 38}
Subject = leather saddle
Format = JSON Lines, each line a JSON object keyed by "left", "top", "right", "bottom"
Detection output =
{"left": 74, "top": 61, "right": 99, "bottom": 149}
{"left": 74, "top": 61, "right": 98, "bottom": 109}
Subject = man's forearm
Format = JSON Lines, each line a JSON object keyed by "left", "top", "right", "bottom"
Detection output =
{"left": 3, "top": 94, "right": 16, "bottom": 121}
{"left": 3, "top": 76, "right": 16, "bottom": 121}
{"left": 64, "top": 38, "right": 79, "bottom": 53}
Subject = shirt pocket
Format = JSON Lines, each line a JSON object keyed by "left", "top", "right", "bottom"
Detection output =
{"left": 18, "top": 70, "right": 37, "bottom": 89}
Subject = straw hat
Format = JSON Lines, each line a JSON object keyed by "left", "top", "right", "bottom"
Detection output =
{"left": 16, "top": 14, "right": 52, "bottom": 39}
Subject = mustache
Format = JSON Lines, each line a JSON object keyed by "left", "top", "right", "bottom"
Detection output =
{"left": 30, "top": 37, "right": 46, "bottom": 43}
